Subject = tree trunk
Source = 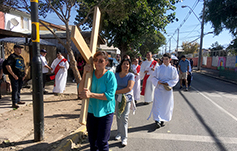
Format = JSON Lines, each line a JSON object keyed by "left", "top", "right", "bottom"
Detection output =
{"left": 119, "top": 43, "right": 128, "bottom": 59}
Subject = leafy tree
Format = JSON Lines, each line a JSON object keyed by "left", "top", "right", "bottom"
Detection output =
{"left": 210, "top": 41, "right": 224, "bottom": 50}
{"left": 226, "top": 38, "right": 237, "bottom": 54}
{"left": 181, "top": 41, "right": 200, "bottom": 54}
{"left": 209, "top": 41, "right": 225, "bottom": 56}
{"left": 138, "top": 31, "right": 166, "bottom": 57}
{"left": 75, "top": 0, "right": 179, "bottom": 56}
{"left": 204, "top": 0, "right": 237, "bottom": 48}
{"left": 126, "top": 49, "right": 140, "bottom": 60}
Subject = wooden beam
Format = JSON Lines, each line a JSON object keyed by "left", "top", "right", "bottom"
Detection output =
{"left": 71, "top": 26, "right": 92, "bottom": 64}
{"left": 70, "top": 7, "right": 101, "bottom": 125}
{"left": 90, "top": 6, "right": 101, "bottom": 55}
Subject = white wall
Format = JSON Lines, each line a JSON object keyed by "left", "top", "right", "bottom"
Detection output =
{"left": 212, "top": 56, "right": 219, "bottom": 67}
{"left": 226, "top": 56, "right": 236, "bottom": 68}
{"left": 5, "top": 13, "right": 31, "bottom": 32}
{"left": 202, "top": 56, "right": 207, "bottom": 65}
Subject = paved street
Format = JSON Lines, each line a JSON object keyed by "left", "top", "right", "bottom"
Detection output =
{"left": 80, "top": 72, "right": 237, "bottom": 151}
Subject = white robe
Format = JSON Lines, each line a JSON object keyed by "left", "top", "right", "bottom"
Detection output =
{"left": 148, "top": 63, "right": 179, "bottom": 122}
{"left": 140, "top": 59, "right": 158, "bottom": 102}
{"left": 51, "top": 57, "right": 69, "bottom": 93}
{"left": 132, "top": 64, "right": 140, "bottom": 101}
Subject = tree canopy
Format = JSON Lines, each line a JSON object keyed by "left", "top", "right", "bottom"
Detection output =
{"left": 209, "top": 41, "right": 225, "bottom": 56}
{"left": 181, "top": 41, "right": 200, "bottom": 54}
{"left": 204, "top": 0, "right": 237, "bottom": 36}
{"left": 75, "top": 0, "right": 179, "bottom": 55}
{"left": 138, "top": 31, "right": 166, "bottom": 56}
{"left": 209, "top": 41, "right": 224, "bottom": 50}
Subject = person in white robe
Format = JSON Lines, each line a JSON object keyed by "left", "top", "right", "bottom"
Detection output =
{"left": 131, "top": 59, "right": 141, "bottom": 103}
{"left": 148, "top": 53, "right": 179, "bottom": 128}
{"left": 51, "top": 52, "right": 69, "bottom": 94}
{"left": 140, "top": 52, "right": 158, "bottom": 105}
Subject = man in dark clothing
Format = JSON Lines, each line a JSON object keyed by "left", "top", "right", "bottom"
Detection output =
{"left": 6, "top": 45, "right": 26, "bottom": 109}
{"left": 189, "top": 59, "right": 193, "bottom": 69}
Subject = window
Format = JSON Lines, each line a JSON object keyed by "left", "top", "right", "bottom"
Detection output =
{"left": 23, "top": 17, "right": 29, "bottom": 30}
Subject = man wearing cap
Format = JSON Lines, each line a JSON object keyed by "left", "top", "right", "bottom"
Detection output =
{"left": 6, "top": 45, "right": 26, "bottom": 109}
{"left": 40, "top": 49, "right": 53, "bottom": 94}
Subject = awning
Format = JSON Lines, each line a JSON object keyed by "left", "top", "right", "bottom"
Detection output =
{"left": 0, "top": 37, "right": 56, "bottom": 46}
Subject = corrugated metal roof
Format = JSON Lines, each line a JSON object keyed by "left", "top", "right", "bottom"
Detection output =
{"left": 0, "top": 37, "right": 56, "bottom": 46}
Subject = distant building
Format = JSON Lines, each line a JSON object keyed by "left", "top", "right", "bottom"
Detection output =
{"left": 100, "top": 44, "right": 120, "bottom": 58}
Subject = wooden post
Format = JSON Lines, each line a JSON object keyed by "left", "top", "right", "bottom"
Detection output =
{"left": 71, "top": 7, "right": 101, "bottom": 125}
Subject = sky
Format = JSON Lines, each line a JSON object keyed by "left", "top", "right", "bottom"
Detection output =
{"left": 163, "top": 0, "right": 234, "bottom": 53}
{"left": 40, "top": 0, "right": 234, "bottom": 53}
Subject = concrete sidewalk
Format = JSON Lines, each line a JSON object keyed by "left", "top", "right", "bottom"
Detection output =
{"left": 193, "top": 67, "right": 237, "bottom": 85}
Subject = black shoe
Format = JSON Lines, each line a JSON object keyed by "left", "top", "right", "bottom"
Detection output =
{"left": 160, "top": 121, "right": 165, "bottom": 127}
{"left": 17, "top": 101, "right": 25, "bottom": 105}
{"left": 135, "top": 100, "right": 137, "bottom": 104}
{"left": 12, "top": 104, "right": 19, "bottom": 109}
{"left": 43, "top": 91, "right": 48, "bottom": 94}
{"left": 155, "top": 121, "right": 161, "bottom": 128}
{"left": 143, "top": 102, "right": 149, "bottom": 105}
{"left": 179, "top": 86, "right": 183, "bottom": 89}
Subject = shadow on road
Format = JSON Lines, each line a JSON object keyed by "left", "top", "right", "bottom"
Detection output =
{"left": 179, "top": 90, "right": 228, "bottom": 151}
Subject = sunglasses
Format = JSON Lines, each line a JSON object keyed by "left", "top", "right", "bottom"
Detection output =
{"left": 93, "top": 58, "right": 105, "bottom": 63}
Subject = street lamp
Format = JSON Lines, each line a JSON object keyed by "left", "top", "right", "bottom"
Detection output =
{"left": 182, "top": 3, "right": 205, "bottom": 70}
{"left": 181, "top": 5, "right": 201, "bottom": 23}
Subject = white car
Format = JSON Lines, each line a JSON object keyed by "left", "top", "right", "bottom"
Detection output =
{"left": 105, "top": 57, "right": 119, "bottom": 73}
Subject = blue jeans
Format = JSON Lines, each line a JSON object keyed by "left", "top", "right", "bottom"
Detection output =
{"left": 86, "top": 113, "right": 114, "bottom": 151}
{"left": 9, "top": 76, "right": 23, "bottom": 104}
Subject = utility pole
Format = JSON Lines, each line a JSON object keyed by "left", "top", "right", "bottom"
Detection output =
{"left": 169, "top": 38, "right": 171, "bottom": 53}
{"left": 198, "top": 1, "right": 205, "bottom": 70}
{"left": 176, "top": 29, "right": 179, "bottom": 52}
{"left": 165, "top": 42, "right": 167, "bottom": 53}
{"left": 31, "top": 0, "right": 44, "bottom": 141}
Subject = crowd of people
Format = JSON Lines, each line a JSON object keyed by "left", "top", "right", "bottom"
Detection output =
{"left": 78, "top": 50, "right": 194, "bottom": 150}
{"left": 3, "top": 45, "right": 192, "bottom": 150}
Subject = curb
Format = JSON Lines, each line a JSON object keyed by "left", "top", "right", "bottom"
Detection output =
{"left": 194, "top": 70, "right": 237, "bottom": 85}
{"left": 53, "top": 125, "right": 87, "bottom": 151}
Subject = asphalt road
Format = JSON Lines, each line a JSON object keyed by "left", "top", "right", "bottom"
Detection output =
{"left": 79, "top": 73, "right": 237, "bottom": 151}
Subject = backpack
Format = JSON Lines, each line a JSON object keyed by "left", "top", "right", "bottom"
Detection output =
{"left": 2, "top": 59, "right": 9, "bottom": 75}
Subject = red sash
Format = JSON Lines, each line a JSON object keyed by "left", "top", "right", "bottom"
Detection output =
{"left": 135, "top": 65, "right": 140, "bottom": 79}
{"left": 50, "top": 58, "right": 67, "bottom": 80}
{"left": 141, "top": 60, "right": 157, "bottom": 95}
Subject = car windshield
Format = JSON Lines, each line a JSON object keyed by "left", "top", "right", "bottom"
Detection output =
{"left": 108, "top": 57, "right": 119, "bottom": 66}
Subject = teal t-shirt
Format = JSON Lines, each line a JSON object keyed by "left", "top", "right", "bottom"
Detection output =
{"left": 88, "top": 70, "right": 117, "bottom": 117}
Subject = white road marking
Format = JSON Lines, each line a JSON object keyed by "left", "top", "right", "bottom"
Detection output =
{"left": 206, "top": 93, "right": 222, "bottom": 97}
{"left": 129, "top": 132, "right": 237, "bottom": 144}
{"left": 192, "top": 86, "right": 237, "bottom": 122}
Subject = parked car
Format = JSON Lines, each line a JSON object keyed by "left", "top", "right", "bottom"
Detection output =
{"left": 106, "top": 57, "right": 119, "bottom": 73}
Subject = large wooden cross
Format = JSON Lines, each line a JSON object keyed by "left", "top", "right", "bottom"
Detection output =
{"left": 71, "top": 7, "right": 101, "bottom": 125}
